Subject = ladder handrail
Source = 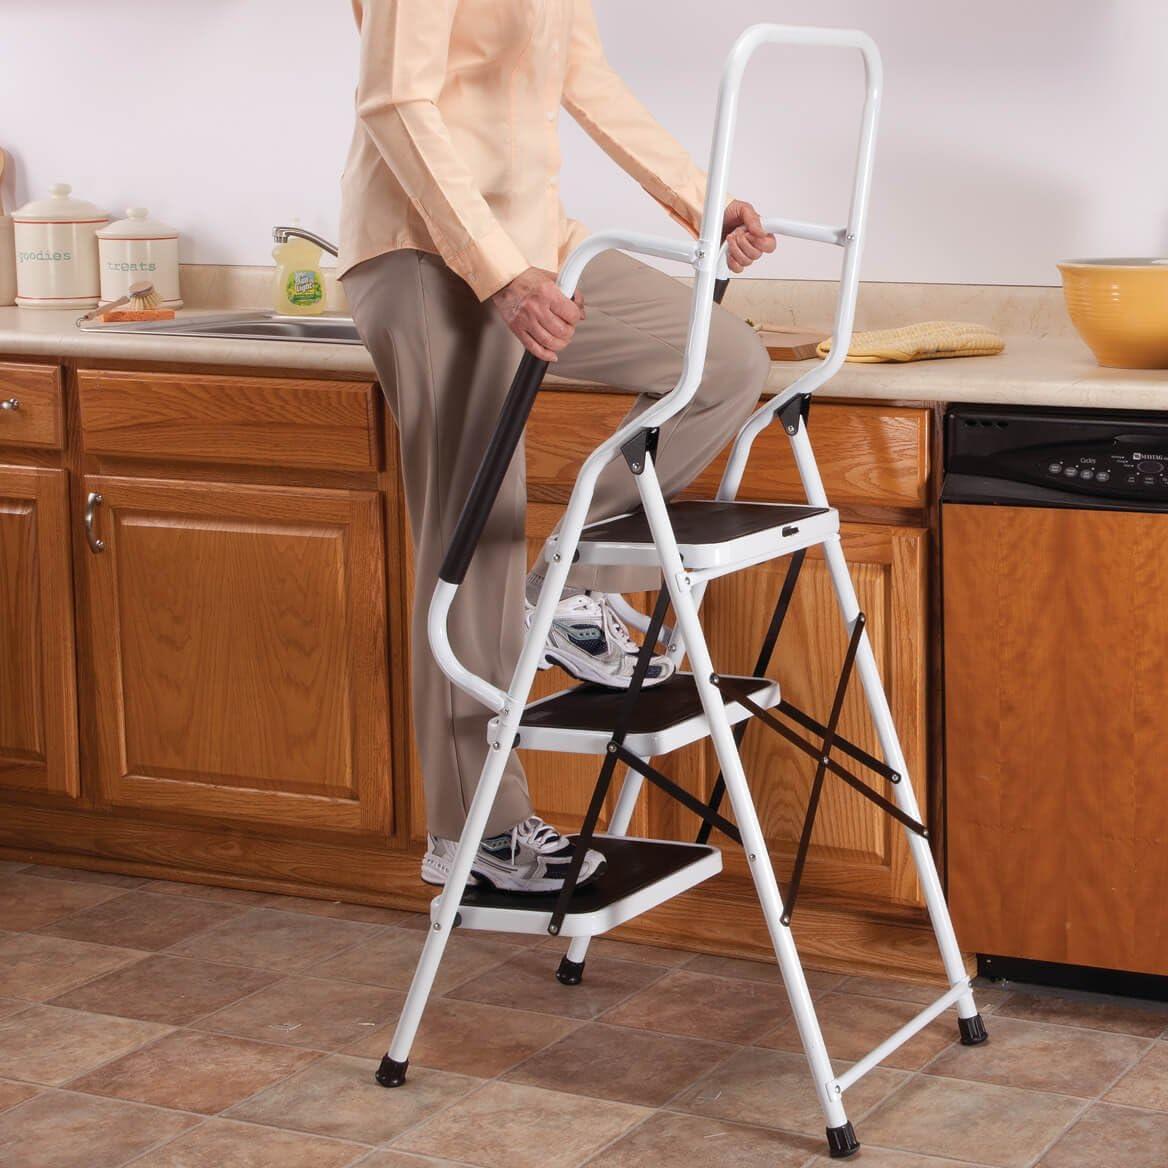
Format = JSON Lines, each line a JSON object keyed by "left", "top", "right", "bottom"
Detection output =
{"left": 429, "top": 23, "right": 883, "bottom": 710}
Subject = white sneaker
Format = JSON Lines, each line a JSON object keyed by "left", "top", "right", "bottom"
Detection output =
{"left": 421, "top": 816, "right": 606, "bottom": 894}
{"left": 531, "top": 592, "right": 675, "bottom": 690}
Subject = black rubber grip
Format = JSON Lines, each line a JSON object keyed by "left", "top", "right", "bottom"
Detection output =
{"left": 439, "top": 351, "right": 549, "bottom": 585}
{"left": 714, "top": 277, "right": 730, "bottom": 304}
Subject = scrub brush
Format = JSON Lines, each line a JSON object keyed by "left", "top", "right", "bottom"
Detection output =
{"left": 76, "top": 280, "right": 176, "bottom": 326}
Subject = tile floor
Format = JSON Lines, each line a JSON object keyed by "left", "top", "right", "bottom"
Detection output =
{"left": 1, "top": 859, "right": 1168, "bottom": 1167}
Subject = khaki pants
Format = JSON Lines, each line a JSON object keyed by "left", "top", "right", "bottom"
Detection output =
{"left": 343, "top": 248, "right": 770, "bottom": 840}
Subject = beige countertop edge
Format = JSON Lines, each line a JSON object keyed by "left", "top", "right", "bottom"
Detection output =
{"left": 1, "top": 308, "right": 1167, "bottom": 410}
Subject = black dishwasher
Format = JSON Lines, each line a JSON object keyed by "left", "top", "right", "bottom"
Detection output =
{"left": 942, "top": 404, "right": 1168, "bottom": 997}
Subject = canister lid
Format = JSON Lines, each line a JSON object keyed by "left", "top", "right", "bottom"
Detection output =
{"left": 13, "top": 182, "right": 108, "bottom": 224}
{"left": 97, "top": 206, "right": 179, "bottom": 241}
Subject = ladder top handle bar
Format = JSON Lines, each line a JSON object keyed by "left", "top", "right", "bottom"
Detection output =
{"left": 437, "top": 24, "right": 881, "bottom": 587}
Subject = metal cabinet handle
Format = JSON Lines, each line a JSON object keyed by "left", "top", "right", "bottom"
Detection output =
{"left": 84, "top": 492, "right": 106, "bottom": 553}
{"left": 0, "top": 398, "right": 19, "bottom": 411}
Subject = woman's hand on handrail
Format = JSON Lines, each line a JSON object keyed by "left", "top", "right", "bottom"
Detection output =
{"left": 722, "top": 200, "right": 778, "bottom": 273}
{"left": 492, "top": 267, "right": 586, "bottom": 362}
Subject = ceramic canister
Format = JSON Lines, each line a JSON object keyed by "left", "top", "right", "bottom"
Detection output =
{"left": 13, "top": 182, "right": 108, "bottom": 309}
{"left": 97, "top": 207, "right": 182, "bottom": 307}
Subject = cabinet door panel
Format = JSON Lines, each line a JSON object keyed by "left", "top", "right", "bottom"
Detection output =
{"left": 0, "top": 466, "right": 78, "bottom": 799}
{"left": 85, "top": 476, "right": 392, "bottom": 836}
{"left": 700, "top": 524, "right": 928, "bottom": 906}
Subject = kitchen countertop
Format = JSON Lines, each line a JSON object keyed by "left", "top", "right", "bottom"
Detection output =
{"left": 2, "top": 305, "right": 1167, "bottom": 411}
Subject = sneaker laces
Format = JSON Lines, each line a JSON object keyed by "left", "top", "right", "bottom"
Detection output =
{"left": 598, "top": 594, "right": 650, "bottom": 656}
{"left": 508, "top": 815, "right": 562, "bottom": 862}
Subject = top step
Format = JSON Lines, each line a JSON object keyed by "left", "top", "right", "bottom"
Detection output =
{"left": 545, "top": 500, "right": 838, "bottom": 573}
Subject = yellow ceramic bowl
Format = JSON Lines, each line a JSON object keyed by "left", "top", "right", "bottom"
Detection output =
{"left": 1058, "top": 258, "right": 1168, "bottom": 369}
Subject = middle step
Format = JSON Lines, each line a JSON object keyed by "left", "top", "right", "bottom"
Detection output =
{"left": 502, "top": 672, "right": 781, "bottom": 756}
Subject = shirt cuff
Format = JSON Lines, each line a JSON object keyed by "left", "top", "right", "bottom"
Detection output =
{"left": 445, "top": 223, "right": 532, "bottom": 302}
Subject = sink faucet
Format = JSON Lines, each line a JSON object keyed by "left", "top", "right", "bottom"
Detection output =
{"left": 272, "top": 225, "right": 338, "bottom": 257}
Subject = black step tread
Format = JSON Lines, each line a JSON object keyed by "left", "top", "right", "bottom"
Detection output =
{"left": 458, "top": 837, "right": 715, "bottom": 915}
{"left": 521, "top": 672, "right": 774, "bottom": 734}
{"left": 579, "top": 500, "right": 830, "bottom": 547}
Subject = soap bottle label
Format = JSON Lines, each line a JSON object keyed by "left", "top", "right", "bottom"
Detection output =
{"left": 287, "top": 269, "right": 323, "bottom": 306}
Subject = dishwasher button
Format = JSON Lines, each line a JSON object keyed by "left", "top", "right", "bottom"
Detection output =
{"left": 1095, "top": 471, "right": 1111, "bottom": 483}
{"left": 1063, "top": 466, "right": 1079, "bottom": 477}
{"left": 1048, "top": 462, "right": 1063, "bottom": 474}
{"left": 1139, "top": 460, "right": 1164, "bottom": 473}
{"left": 1080, "top": 469, "right": 1095, "bottom": 481}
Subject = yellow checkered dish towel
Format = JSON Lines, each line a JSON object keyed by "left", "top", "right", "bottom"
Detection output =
{"left": 817, "top": 321, "right": 1005, "bottom": 363}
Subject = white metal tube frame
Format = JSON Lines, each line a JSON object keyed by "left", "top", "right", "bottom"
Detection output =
{"left": 383, "top": 23, "right": 984, "bottom": 1157}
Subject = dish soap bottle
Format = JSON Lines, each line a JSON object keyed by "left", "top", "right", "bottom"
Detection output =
{"left": 272, "top": 221, "right": 325, "bottom": 315}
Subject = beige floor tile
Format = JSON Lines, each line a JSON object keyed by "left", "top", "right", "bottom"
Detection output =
{"left": 807, "top": 1149, "right": 995, "bottom": 1167}
{"left": 504, "top": 1021, "right": 733, "bottom": 1108}
{"left": 758, "top": 992, "right": 957, "bottom": 1070}
{"left": 20, "top": 864, "right": 147, "bottom": 889}
{"left": 588, "top": 1110, "right": 820, "bottom": 1168}
{"left": 0, "top": 874, "right": 126, "bottom": 931}
{"left": 448, "top": 949, "right": 661, "bottom": 1021}
{"left": 143, "top": 878, "right": 273, "bottom": 905}
{"left": 1037, "top": 1101, "right": 1168, "bottom": 1167}
{"left": 0, "top": 932, "right": 144, "bottom": 1002}
{"left": 0, "top": 1005, "right": 169, "bottom": 1086}
{"left": 128, "top": 1118, "right": 370, "bottom": 1168}
{"left": 69, "top": 1029, "right": 320, "bottom": 1114}
{"left": 314, "top": 927, "right": 520, "bottom": 994}
{"left": 0, "top": 1088, "right": 198, "bottom": 1168}
{"left": 195, "top": 975, "right": 405, "bottom": 1051}
{"left": 346, "top": 997, "right": 578, "bottom": 1077}
{"left": 1105, "top": 1042, "right": 1168, "bottom": 1111}
{"left": 260, "top": 893, "right": 415, "bottom": 925}
{"left": 394, "top": 1080, "right": 648, "bottom": 1168}
{"left": 49, "top": 954, "right": 277, "bottom": 1024}
{"left": 861, "top": 1076, "right": 1084, "bottom": 1167}
{"left": 39, "top": 890, "right": 245, "bottom": 950}
{"left": 539, "top": 936, "right": 692, "bottom": 967}
{"left": 600, "top": 969, "right": 791, "bottom": 1044}
{"left": 169, "top": 907, "right": 383, "bottom": 971}
{"left": 685, "top": 953, "right": 843, "bottom": 994}
{"left": 227, "top": 1054, "right": 478, "bottom": 1144}
{"left": 838, "top": 974, "right": 948, "bottom": 1002}
{"left": 352, "top": 1152, "right": 465, "bottom": 1168}
{"left": 996, "top": 989, "right": 1168, "bottom": 1038}
{"left": 926, "top": 1016, "right": 1148, "bottom": 1098}
{"left": 670, "top": 1046, "right": 905, "bottom": 1138}
{"left": 0, "top": 997, "right": 25, "bottom": 1021}
{"left": 0, "top": 1077, "right": 40, "bottom": 1112}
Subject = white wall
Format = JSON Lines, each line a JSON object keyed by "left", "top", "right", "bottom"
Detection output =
{"left": 2, "top": 0, "right": 1165, "bottom": 285}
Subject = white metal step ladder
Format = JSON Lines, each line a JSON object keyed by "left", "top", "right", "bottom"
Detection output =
{"left": 377, "top": 25, "right": 987, "bottom": 1160}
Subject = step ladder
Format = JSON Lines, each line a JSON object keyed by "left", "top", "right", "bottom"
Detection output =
{"left": 376, "top": 24, "right": 987, "bottom": 1160}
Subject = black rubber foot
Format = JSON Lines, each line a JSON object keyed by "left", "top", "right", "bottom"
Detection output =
{"left": 826, "top": 1122, "right": 860, "bottom": 1159}
{"left": 375, "top": 1056, "right": 408, "bottom": 1088}
{"left": 556, "top": 955, "right": 586, "bottom": 986}
{"left": 959, "top": 1013, "right": 989, "bottom": 1046}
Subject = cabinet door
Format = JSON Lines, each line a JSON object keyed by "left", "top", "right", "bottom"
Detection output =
{"left": 698, "top": 524, "right": 929, "bottom": 907}
{"left": 84, "top": 475, "right": 392, "bottom": 837}
{"left": 0, "top": 466, "right": 79, "bottom": 799}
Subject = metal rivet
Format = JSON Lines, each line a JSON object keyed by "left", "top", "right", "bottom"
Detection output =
{"left": 748, "top": 853, "right": 756, "bottom": 861}
{"left": 553, "top": 553, "right": 561, "bottom": 562}
{"left": 432, "top": 922, "right": 442, "bottom": 931}
{"left": 632, "top": 462, "right": 641, "bottom": 472}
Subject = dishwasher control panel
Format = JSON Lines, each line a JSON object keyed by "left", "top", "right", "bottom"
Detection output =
{"left": 944, "top": 406, "right": 1168, "bottom": 509}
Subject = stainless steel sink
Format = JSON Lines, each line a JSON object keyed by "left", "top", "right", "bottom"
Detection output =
{"left": 85, "top": 311, "right": 364, "bottom": 345}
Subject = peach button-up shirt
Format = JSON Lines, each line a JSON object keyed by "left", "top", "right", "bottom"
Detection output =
{"left": 339, "top": 0, "right": 712, "bottom": 301}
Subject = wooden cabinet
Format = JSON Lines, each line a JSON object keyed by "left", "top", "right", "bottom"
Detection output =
{"left": 82, "top": 474, "right": 393, "bottom": 837}
{"left": 0, "top": 465, "right": 79, "bottom": 801}
{"left": 945, "top": 503, "right": 1168, "bottom": 976}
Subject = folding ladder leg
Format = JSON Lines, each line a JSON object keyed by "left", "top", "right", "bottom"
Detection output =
{"left": 376, "top": 585, "right": 567, "bottom": 1087}
{"left": 790, "top": 424, "right": 985, "bottom": 1040}
{"left": 632, "top": 456, "right": 857, "bottom": 1152}
{"left": 556, "top": 762, "right": 646, "bottom": 984}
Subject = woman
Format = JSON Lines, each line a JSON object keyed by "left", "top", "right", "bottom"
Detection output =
{"left": 340, "top": 0, "right": 776, "bottom": 894}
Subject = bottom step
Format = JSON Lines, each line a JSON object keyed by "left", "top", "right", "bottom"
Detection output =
{"left": 439, "top": 836, "right": 722, "bottom": 938}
